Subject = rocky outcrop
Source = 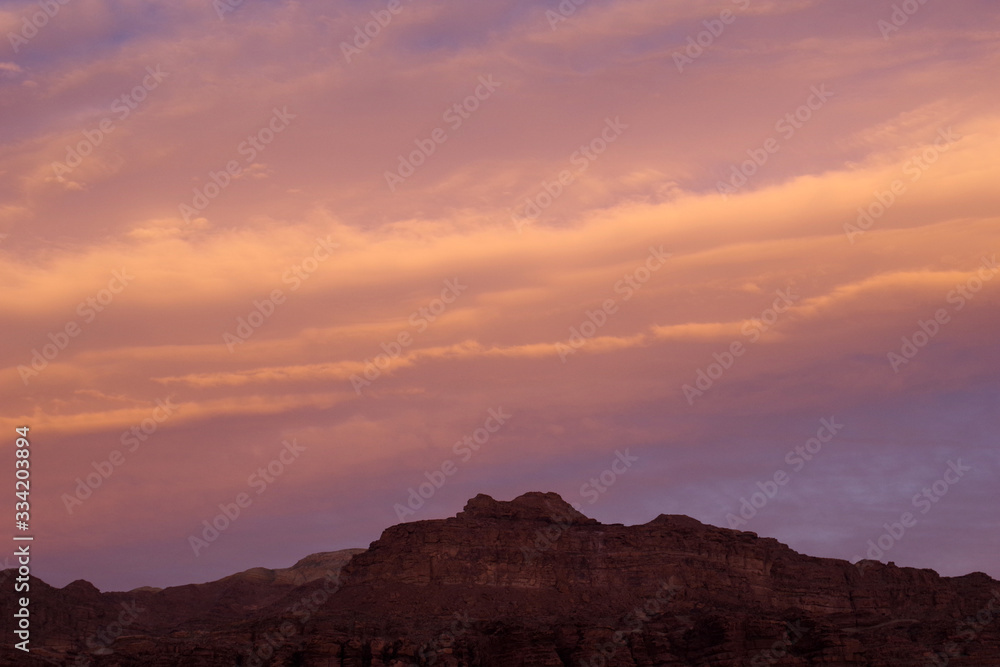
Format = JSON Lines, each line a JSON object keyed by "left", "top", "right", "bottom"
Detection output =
{"left": 4, "top": 493, "right": 999, "bottom": 666}
{"left": 1, "top": 548, "right": 364, "bottom": 665}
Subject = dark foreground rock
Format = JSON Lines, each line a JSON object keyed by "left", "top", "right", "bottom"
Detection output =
{"left": 4, "top": 492, "right": 999, "bottom": 666}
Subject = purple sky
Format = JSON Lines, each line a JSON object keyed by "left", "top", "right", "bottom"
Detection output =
{"left": 1, "top": 0, "right": 998, "bottom": 591}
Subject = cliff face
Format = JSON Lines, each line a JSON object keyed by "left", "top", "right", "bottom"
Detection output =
{"left": 325, "top": 492, "right": 1000, "bottom": 666}
{"left": 5, "top": 493, "right": 1000, "bottom": 666}
{"left": 1, "top": 548, "right": 364, "bottom": 665}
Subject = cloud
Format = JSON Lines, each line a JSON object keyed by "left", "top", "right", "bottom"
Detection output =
{"left": 4, "top": 0, "right": 1000, "bottom": 590}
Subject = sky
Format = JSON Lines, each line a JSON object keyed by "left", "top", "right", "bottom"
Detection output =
{"left": 1, "top": 0, "right": 998, "bottom": 592}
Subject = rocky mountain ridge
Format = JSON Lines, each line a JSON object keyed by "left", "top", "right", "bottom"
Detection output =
{"left": 4, "top": 492, "right": 999, "bottom": 665}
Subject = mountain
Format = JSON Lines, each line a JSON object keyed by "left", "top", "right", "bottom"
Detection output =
{"left": 4, "top": 492, "right": 999, "bottom": 665}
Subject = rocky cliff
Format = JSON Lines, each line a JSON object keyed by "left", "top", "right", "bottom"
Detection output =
{"left": 4, "top": 492, "right": 999, "bottom": 666}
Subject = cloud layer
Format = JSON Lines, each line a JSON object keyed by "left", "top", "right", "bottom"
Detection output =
{"left": 2, "top": 0, "right": 998, "bottom": 590}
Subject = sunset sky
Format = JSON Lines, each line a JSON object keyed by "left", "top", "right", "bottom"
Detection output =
{"left": 2, "top": 0, "right": 998, "bottom": 592}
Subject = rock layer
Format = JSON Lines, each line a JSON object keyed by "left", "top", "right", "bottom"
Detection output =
{"left": 4, "top": 493, "right": 999, "bottom": 666}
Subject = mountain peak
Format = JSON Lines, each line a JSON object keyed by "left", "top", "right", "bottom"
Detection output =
{"left": 456, "top": 491, "right": 597, "bottom": 524}
{"left": 7, "top": 491, "right": 1000, "bottom": 665}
